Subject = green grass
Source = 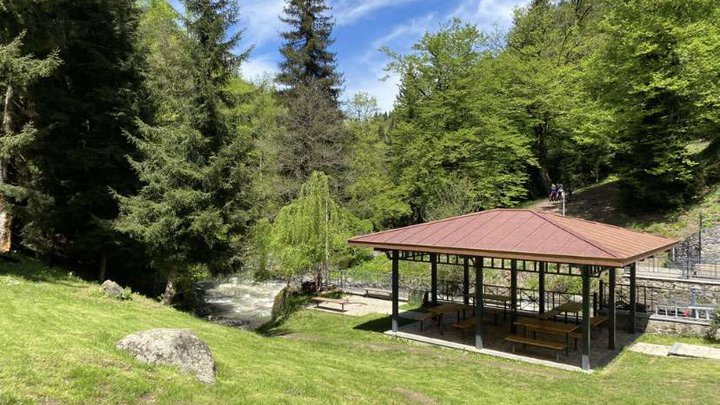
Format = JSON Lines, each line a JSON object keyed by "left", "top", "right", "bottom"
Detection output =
{"left": 2, "top": 256, "right": 720, "bottom": 404}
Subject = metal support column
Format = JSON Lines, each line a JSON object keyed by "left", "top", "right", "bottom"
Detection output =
{"left": 463, "top": 257, "right": 470, "bottom": 305}
{"left": 391, "top": 250, "right": 399, "bottom": 333}
{"left": 475, "top": 256, "right": 484, "bottom": 349}
{"left": 629, "top": 262, "right": 637, "bottom": 334}
{"left": 430, "top": 253, "right": 438, "bottom": 305}
{"left": 608, "top": 267, "right": 616, "bottom": 350}
{"left": 510, "top": 259, "right": 518, "bottom": 334}
{"left": 581, "top": 266, "right": 591, "bottom": 371}
{"left": 538, "top": 261, "right": 546, "bottom": 315}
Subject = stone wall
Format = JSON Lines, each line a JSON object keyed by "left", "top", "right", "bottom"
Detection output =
{"left": 611, "top": 311, "right": 715, "bottom": 338}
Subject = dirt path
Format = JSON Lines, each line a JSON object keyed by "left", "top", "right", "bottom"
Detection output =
{"left": 526, "top": 181, "right": 632, "bottom": 226}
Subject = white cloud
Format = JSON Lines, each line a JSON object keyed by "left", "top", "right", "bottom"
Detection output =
{"left": 238, "top": 0, "right": 286, "bottom": 47}
{"left": 370, "top": 12, "right": 437, "bottom": 50}
{"left": 450, "top": 0, "right": 528, "bottom": 29}
{"left": 347, "top": 0, "right": 528, "bottom": 112}
{"left": 332, "top": 0, "right": 420, "bottom": 26}
{"left": 241, "top": 53, "right": 280, "bottom": 82}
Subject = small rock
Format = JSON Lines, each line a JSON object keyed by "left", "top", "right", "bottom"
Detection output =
{"left": 101, "top": 280, "right": 124, "bottom": 299}
{"left": 117, "top": 328, "right": 216, "bottom": 383}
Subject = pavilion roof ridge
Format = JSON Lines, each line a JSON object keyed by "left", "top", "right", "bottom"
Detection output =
{"left": 347, "top": 210, "right": 490, "bottom": 240}
{"left": 529, "top": 210, "right": 623, "bottom": 259}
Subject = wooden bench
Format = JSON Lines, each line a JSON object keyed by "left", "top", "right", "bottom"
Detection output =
{"left": 365, "top": 288, "right": 392, "bottom": 300}
{"left": 505, "top": 334, "right": 567, "bottom": 361}
{"left": 451, "top": 308, "right": 502, "bottom": 336}
{"left": 399, "top": 311, "right": 436, "bottom": 331}
{"left": 568, "top": 316, "right": 609, "bottom": 349}
{"left": 311, "top": 296, "right": 348, "bottom": 312}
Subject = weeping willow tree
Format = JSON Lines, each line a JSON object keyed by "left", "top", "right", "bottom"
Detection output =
{"left": 269, "top": 171, "right": 367, "bottom": 289}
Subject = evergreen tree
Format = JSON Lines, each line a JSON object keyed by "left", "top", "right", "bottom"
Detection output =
{"left": 277, "top": 81, "right": 349, "bottom": 193}
{"left": 0, "top": 33, "right": 60, "bottom": 254}
{"left": 116, "top": 0, "right": 255, "bottom": 304}
{"left": 277, "top": 0, "right": 343, "bottom": 101}
{"left": 275, "top": 0, "right": 349, "bottom": 195}
{"left": 0, "top": 0, "right": 146, "bottom": 281}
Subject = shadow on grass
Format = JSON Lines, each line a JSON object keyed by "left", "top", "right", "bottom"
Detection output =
{"left": 0, "top": 253, "right": 80, "bottom": 286}
{"left": 353, "top": 315, "right": 415, "bottom": 333}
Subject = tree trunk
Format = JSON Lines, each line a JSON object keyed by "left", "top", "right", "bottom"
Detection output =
{"left": 98, "top": 252, "right": 107, "bottom": 282}
{"left": 534, "top": 118, "right": 552, "bottom": 192}
{"left": 0, "top": 86, "right": 14, "bottom": 253}
{"left": 161, "top": 267, "right": 178, "bottom": 305}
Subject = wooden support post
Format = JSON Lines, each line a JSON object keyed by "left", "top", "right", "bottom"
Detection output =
{"left": 510, "top": 259, "right": 518, "bottom": 334}
{"left": 391, "top": 250, "right": 399, "bottom": 333}
{"left": 538, "top": 261, "right": 546, "bottom": 315}
{"left": 581, "top": 266, "right": 591, "bottom": 371}
{"left": 430, "top": 253, "right": 438, "bottom": 305}
{"left": 629, "top": 262, "right": 637, "bottom": 334}
{"left": 475, "top": 256, "right": 484, "bottom": 349}
{"left": 608, "top": 267, "right": 616, "bottom": 350}
{"left": 463, "top": 257, "right": 470, "bottom": 305}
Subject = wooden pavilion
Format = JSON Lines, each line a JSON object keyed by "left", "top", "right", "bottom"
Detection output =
{"left": 348, "top": 209, "right": 678, "bottom": 370}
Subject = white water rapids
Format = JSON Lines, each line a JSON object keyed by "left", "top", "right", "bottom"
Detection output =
{"left": 197, "top": 276, "right": 286, "bottom": 329}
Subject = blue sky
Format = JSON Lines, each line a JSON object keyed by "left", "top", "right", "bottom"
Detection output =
{"left": 171, "top": 0, "right": 528, "bottom": 111}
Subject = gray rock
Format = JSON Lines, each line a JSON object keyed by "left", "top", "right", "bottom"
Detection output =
{"left": 117, "top": 328, "right": 216, "bottom": 383}
{"left": 101, "top": 280, "right": 124, "bottom": 299}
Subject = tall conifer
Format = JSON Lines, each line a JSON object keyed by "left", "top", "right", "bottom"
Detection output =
{"left": 115, "top": 0, "right": 254, "bottom": 304}
{"left": 277, "top": 0, "right": 342, "bottom": 101}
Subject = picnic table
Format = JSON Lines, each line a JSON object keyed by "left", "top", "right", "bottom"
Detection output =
{"left": 540, "top": 301, "right": 582, "bottom": 323}
{"left": 514, "top": 317, "right": 579, "bottom": 352}
{"left": 428, "top": 303, "right": 474, "bottom": 334}
{"left": 484, "top": 294, "right": 512, "bottom": 319}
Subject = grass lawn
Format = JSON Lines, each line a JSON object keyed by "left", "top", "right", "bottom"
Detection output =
{"left": 2, "top": 256, "right": 720, "bottom": 404}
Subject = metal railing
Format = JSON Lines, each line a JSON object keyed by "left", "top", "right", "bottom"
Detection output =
{"left": 636, "top": 257, "right": 720, "bottom": 280}
{"left": 655, "top": 304, "right": 715, "bottom": 321}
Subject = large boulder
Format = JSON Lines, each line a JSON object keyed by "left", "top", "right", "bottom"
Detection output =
{"left": 101, "top": 280, "right": 124, "bottom": 299}
{"left": 117, "top": 328, "right": 216, "bottom": 383}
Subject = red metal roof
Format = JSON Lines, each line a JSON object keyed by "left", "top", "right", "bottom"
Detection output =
{"left": 348, "top": 209, "right": 678, "bottom": 267}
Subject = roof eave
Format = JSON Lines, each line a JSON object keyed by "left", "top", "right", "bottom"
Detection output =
{"left": 348, "top": 239, "right": 679, "bottom": 268}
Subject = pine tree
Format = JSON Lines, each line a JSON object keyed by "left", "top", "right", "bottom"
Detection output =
{"left": 276, "top": 0, "right": 348, "bottom": 194}
{"left": 0, "top": 1, "right": 145, "bottom": 280}
{"left": 116, "top": 0, "right": 255, "bottom": 304}
{"left": 277, "top": 0, "right": 343, "bottom": 101}
{"left": 0, "top": 33, "right": 60, "bottom": 254}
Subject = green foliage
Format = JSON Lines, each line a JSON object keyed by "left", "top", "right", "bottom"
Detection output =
{"left": 115, "top": 0, "right": 255, "bottom": 303}
{"left": 277, "top": 81, "right": 350, "bottom": 194}
{"left": 0, "top": 31, "right": 60, "bottom": 210}
{"left": 386, "top": 20, "right": 535, "bottom": 221}
{"left": 501, "top": 0, "right": 615, "bottom": 193}
{"left": 266, "top": 172, "right": 369, "bottom": 285}
{"left": 590, "top": 0, "right": 720, "bottom": 209}
{"left": 345, "top": 93, "right": 410, "bottom": 228}
{"left": 278, "top": 0, "right": 343, "bottom": 101}
{"left": 0, "top": 0, "right": 146, "bottom": 280}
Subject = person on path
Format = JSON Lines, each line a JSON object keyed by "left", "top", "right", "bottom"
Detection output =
{"left": 549, "top": 184, "right": 557, "bottom": 202}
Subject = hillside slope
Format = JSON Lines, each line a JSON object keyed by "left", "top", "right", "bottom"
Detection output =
{"left": 529, "top": 181, "right": 720, "bottom": 239}
{"left": 2, "top": 256, "right": 720, "bottom": 404}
